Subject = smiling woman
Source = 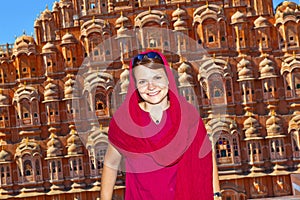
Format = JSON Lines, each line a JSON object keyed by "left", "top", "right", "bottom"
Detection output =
{"left": 0, "top": 0, "right": 55, "bottom": 44}
{"left": 101, "top": 50, "right": 213, "bottom": 200}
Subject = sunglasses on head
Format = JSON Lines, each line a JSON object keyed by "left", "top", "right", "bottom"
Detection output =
{"left": 132, "top": 52, "right": 162, "bottom": 67}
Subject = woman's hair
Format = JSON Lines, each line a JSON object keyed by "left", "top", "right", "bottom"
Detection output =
{"left": 132, "top": 52, "right": 165, "bottom": 70}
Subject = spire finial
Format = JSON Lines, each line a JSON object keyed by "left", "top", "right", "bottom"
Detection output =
{"left": 25, "top": 137, "right": 29, "bottom": 146}
{"left": 293, "top": 51, "right": 296, "bottom": 59}
{"left": 149, "top": 6, "right": 151, "bottom": 13}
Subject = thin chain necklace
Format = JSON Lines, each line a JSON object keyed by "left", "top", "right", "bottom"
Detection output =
{"left": 144, "top": 101, "right": 169, "bottom": 124}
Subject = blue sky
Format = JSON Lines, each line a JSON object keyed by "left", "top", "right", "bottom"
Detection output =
{"left": 0, "top": 0, "right": 298, "bottom": 44}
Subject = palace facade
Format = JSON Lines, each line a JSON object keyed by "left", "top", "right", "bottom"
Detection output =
{"left": 0, "top": 0, "right": 300, "bottom": 199}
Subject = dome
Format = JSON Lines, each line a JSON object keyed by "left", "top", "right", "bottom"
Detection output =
{"left": 244, "top": 116, "right": 261, "bottom": 138}
{"left": 13, "top": 35, "right": 37, "bottom": 56}
{"left": 44, "top": 82, "right": 59, "bottom": 100}
{"left": 178, "top": 62, "right": 193, "bottom": 86}
{"left": 0, "top": 93, "right": 9, "bottom": 106}
{"left": 178, "top": 72, "right": 193, "bottom": 86}
{"left": 67, "top": 128, "right": 83, "bottom": 155}
{"left": 172, "top": 7, "right": 187, "bottom": 19}
{"left": 178, "top": 62, "right": 191, "bottom": 73}
{"left": 52, "top": 2, "right": 59, "bottom": 12}
{"left": 275, "top": 1, "right": 298, "bottom": 22}
{"left": 266, "top": 115, "right": 281, "bottom": 126}
{"left": 0, "top": 149, "right": 12, "bottom": 162}
{"left": 266, "top": 115, "right": 283, "bottom": 135}
{"left": 115, "top": 14, "right": 129, "bottom": 27}
{"left": 244, "top": 117, "right": 260, "bottom": 128}
{"left": 231, "top": 10, "right": 246, "bottom": 24}
{"left": 42, "top": 42, "right": 57, "bottom": 54}
{"left": 34, "top": 19, "right": 41, "bottom": 28}
{"left": 237, "top": 58, "right": 251, "bottom": 69}
{"left": 173, "top": 17, "right": 187, "bottom": 30}
{"left": 64, "top": 75, "right": 79, "bottom": 98}
{"left": 238, "top": 67, "right": 253, "bottom": 79}
{"left": 61, "top": 33, "right": 77, "bottom": 45}
{"left": 259, "top": 58, "right": 277, "bottom": 78}
{"left": 40, "top": 8, "right": 52, "bottom": 21}
{"left": 245, "top": 126, "right": 257, "bottom": 136}
{"left": 254, "top": 16, "right": 271, "bottom": 28}
{"left": 67, "top": 143, "right": 78, "bottom": 155}
{"left": 120, "top": 69, "right": 129, "bottom": 93}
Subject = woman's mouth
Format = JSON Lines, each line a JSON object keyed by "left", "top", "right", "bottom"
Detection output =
{"left": 147, "top": 91, "right": 160, "bottom": 96}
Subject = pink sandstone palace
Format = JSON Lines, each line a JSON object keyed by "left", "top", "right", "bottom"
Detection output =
{"left": 0, "top": 0, "right": 300, "bottom": 199}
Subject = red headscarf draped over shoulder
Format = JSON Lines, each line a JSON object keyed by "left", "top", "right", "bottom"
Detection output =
{"left": 108, "top": 50, "right": 213, "bottom": 199}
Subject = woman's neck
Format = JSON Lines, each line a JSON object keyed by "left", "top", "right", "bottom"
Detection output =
{"left": 142, "top": 98, "right": 169, "bottom": 112}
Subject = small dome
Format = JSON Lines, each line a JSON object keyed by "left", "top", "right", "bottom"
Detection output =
{"left": 40, "top": 8, "right": 52, "bottom": 21}
{"left": 259, "top": 58, "right": 277, "bottom": 78}
{"left": 52, "top": 2, "right": 60, "bottom": 12}
{"left": 61, "top": 33, "right": 77, "bottom": 45}
{"left": 13, "top": 35, "right": 37, "bottom": 56}
{"left": 0, "top": 149, "right": 12, "bottom": 162}
{"left": 0, "top": 93, "right": 9, "bottom": 106}
{"left": 237, "top": 58, "right": 251, "bottom": 69}
{"left": 178, "top": 72, "right": 193, "bottom": 86}
{"left": 64, "top": 75, "right": 79, "bottom": 98}
{"left": 34, "top": 19, "right": 41, "bottom": 28}
{"left": 42, "top": 42, "right": 57, "bottom": 54}
{"left": 244, "top": 117, "right": 260, "bottom": 128}
{"left": 266, "top": 115, "right": 283, "bottom": 135}
{"left": 172, "top": 7, "right": 187, "bottom": 19}
{"left": 266, "top": 115, "right": 281, "bottom": 126}
{"left": 115, "top": 14, "right": 129, "bottom": 27}
{"left": 231, "top": 10, "right": 246, "bottom": 24}
{"left": 244, "top": 116, "right": 261, "bottom": 138}
{"left": 173, "top": 17, "right": 187, "bottom": 30}
{"left": 254, "top": 16, "right": 271, "bottom": 28}
{"left": 120, "top": 69, "right": 129, "bottom": 93}
{"left": 44, "top": 81, "right": 58, "bottom": 100}
{"left": 245, "top": 126, "right": 258, "bottom": 136}
{"left": 238, "top": 67, "right": 253, "bottom": 79}
{"left": 178, "top": 62, "right": 191, "bottom": 73}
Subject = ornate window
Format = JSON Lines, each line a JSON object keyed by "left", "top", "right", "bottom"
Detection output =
{"left": 291, "top": 130, "right": 300, "bottom": 158}
{"left": 49, "top": 160, "right": 63, "bottom": 181}
{"left": 241, "top": 81, "right": 255, "bottom": 102}
{"left": 0, "top": 164, "right": 12, "bottom": 186}
{"left": 209, "top": 74, "right": 225, "bottom": 105}
{"left": 270, "top": 139, "right": 285, "bottom": 160}
{"left": 0, "top": 108, "right": 9, "bottom": 128}
{"left": 287, "top": 24, "right": 297, "bottom": 47}
{"left": 89, "top": 142, "right": 108, "bottom": 176}
{"left": 247, "top": 141, "right": 262, "bottom": 163}
{"left": 69, "top": 157, "right": 84, "bottom": 178}
{"left": 216, "top": 137, "right": 232, "bottom": 164}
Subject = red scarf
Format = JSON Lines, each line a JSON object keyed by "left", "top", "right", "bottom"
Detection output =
{"left": 109, "top": 50, "right": 213, "bottom": 199}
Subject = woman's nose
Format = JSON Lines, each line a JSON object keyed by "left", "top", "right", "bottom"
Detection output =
{"left": 147, "top": 81, "right": 156, "bottom": 90}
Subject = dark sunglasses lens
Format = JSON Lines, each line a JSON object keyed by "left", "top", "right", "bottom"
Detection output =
{"left": 147, "top": 52, "right": 159, "bottom": 59}
{"left": 137, "top": 54, "right": 145, "bottom": 60}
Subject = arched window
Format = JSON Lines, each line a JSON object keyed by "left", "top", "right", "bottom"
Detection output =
{"left": 24, "top": 160, "right": 33, "bottom": 176}
{"left": 216, "top": 137, "right": 232, "bottom": 164}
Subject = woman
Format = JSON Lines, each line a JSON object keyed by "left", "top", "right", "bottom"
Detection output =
{"left": 101, "top": 50, "right": 213, "bottom": 200}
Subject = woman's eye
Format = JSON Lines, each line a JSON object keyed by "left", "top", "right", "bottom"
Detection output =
{"left": 138, "top": 80, "right": 146, "bottom": 85}
{"left": 154, "top": 76, "right": 162, "bottom": 80}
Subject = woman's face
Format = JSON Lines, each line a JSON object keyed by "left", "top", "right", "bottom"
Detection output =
{"left": 133, "top": 65, "right": 169, "bottom": 105}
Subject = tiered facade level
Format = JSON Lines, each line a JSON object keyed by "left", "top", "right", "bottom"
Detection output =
{"left": 0, "top": 0, "right": 300, "bottom": 199}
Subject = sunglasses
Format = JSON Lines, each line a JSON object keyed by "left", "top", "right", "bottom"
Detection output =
{"left": 132, "top": 52, "right": 162, "bottom": 67}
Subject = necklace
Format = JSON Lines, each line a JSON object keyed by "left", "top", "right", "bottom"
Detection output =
{"left": 149, "top": 112, "right": 161, "bottom": 124}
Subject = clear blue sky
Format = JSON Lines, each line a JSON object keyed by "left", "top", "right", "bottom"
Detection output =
{"left": 0, "top": 0, "right": 298, "bottom": 44}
